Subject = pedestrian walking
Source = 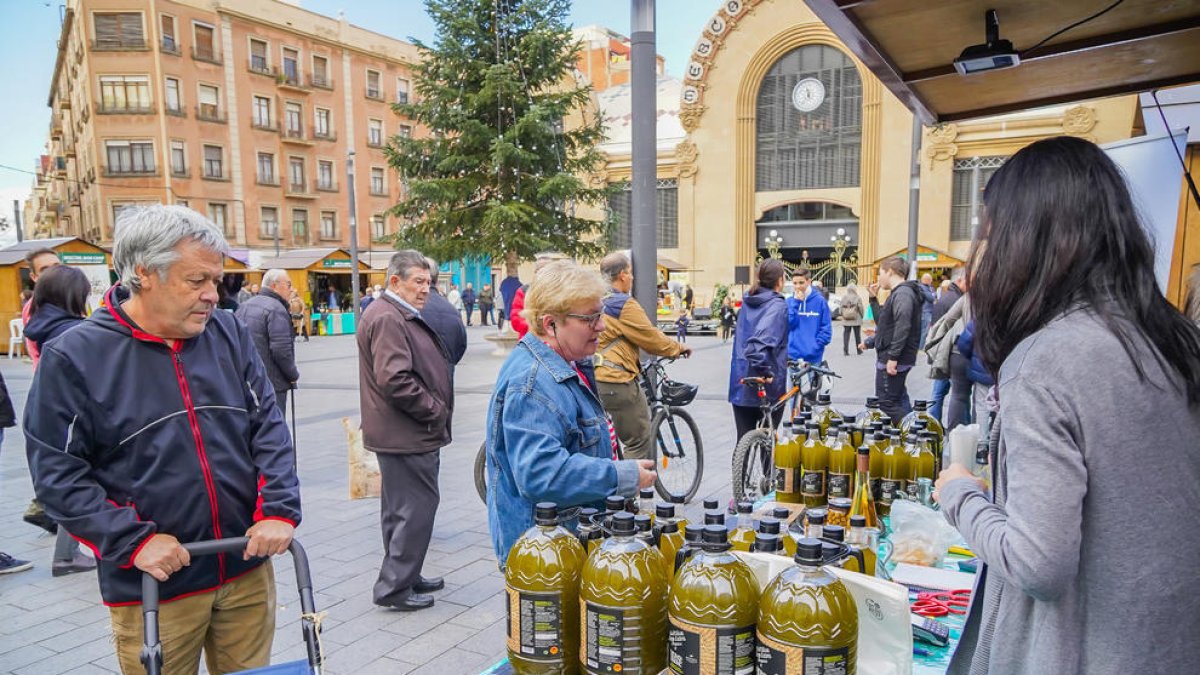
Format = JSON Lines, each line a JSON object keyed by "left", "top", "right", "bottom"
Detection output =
{"left": 675, "top": 311, "right": 691, "bottom": 343}
{"left": 918, "top": 272, "right": 937, "bottom": 346}
{"left": 479, "top": 283, "right": 495, "bottom": 326}
{"left": 729, "top": 259, "right": 789, "bottom": 441}
{"left": 461, "top": 283, "right": 476, "bottom": 326}
{"left": 0, "top": 371, "right": 32, "bottom": 575}
{"left": 357, "top": 251, "right": 452, "bottom": 612}
{"left": 719, "top": 297, "right": 736, "bottom": 343}
{"left": 839, "top": 284, "right": 865, "bottom": 355}
{"left": 865, "top": 256, "right": 927, "bottom": 422}
{"left": 683, "top": 284, "right": 694, "bottom": 311}
{"left": 787, "top": 267, "right": 832, "bottom": 409}
{"left": 19, "top": 246, "right": 61, "bottom": 535}
{"left": 24, "top": 205, "right": 300, "bottom": 675}
{"left": 928, "top": 267, "right": 968, "bottom": 422}
{"left": 289, "top": 289, "right": 310, "bottom": 341}
{"left": 236, "top": 269, "right": 301, "bottom": 417}
{"left": 935, "top": 136, "right": 1200, "bottom": 675}
{"left": 446, "top": 284, "right": 462, "bottom": 317}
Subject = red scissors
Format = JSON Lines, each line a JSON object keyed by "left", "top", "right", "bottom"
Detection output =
{"left": 912, "top": 589, "right": 971, "bottom": 617}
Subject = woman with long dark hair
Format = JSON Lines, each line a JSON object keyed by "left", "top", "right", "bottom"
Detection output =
{"left": 22, "top": 264, "right": 97, "bottom": 577}
{"left": 935, "top": 136, "right": 1200, "bottom": 674}
{"left": 728, "top": 258, "right": 789, "bottom": 441}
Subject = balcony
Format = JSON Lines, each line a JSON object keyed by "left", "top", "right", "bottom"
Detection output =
{"left": 192, "top": 45, "right": 221, "bottom": 65}
{"left": 309, "top": 74, "right": 333, "bottom": 90}
{"left": 365, "top": 88, "right": 383, "bottom": 102}
{"left": 165, "top": 104, "right": 186, "bottom": 118}
{"left": 281, "top": 127, "right": 313, "bottom": 146}
{"left": 286, "top": 180, "right": 317, "bottom": 199}
{"left": 276, "top": 69, "right": 308, "bottom": 93}
{"left": 256, "top": 174, "right": 280, "bottom": 187}
{"left": 171, "top": 167, "right": 190, "bottom": 179}
{"left": 311, "top": 130, "right": 337, "bottom": 142}
{"left": 103, "top": 165, "right": 159, "bottom": 178}
{"left": 97, "top": 101, "right": 154, "bottom": 115}
{"left": 160, "top": 36, "right": 181, "bottom": 56}
{"left": 251, "top": 118, "right": 278, "bottom": 133}
{"left": 315, "top": 179, "right": 338, "bottom": 192}
{"left": 91, "top": 38, "right": 148, "bottom": 52}
{"left": 196, "top": 104, "right": 226, "bottom": 124}
{"left": 366, "top": 136, "right": 385, "bottom": 149}
{"left": 249, "top": 57, "right": 272, "bottom": 77}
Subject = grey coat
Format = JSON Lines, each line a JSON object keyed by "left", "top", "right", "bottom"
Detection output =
{"left": 234, "top": 289, "right": 300, "bottom": 393}
{"left": 941, "top": 308, "right": 1200, "bottom": 675}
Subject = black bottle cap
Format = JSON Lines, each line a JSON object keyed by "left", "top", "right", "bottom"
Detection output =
{"left": 818, "top": 393, "right": 831, "bottom": 404}
{"left": 822, "top": 542, "right": 842, "bottom": 563}
{"left": 850, "top": 515, "right": 867, "bottom": 528}
{"left": 914, "top": 400, "right": 928, "bottom": 411}
{"left": 872, "top": 431, "right": 887, "bottom": 442}
{"left": 704, "top": 510, "right": 725, "bottom": 526}
{"left": 753, "top": 533, "right": 782, "bottom": 552}
{"left": 670, "top": 493, "right": 686, "bottom": 504}
{"left": 700, "top": 524, "right": 730, "bottom": 550}
{"left": 828, "top": 418, "right": 842, "bottom": 430}
{"left": 866, "top": 396, "right": 879, "bottom": 407}
{"left": 795, "top": 538, "right": 823, "bottom": 564}
{"left": 807, "top": 509, "right": 827, "bottom": 525}
{"left": 639, "top": 488, "right": 654, "bottom": 500}
{"left": 684, "top": 523, "right": 704, "bottom": 543}
{"left": 605, "top": 495, "right": 625, "bottom": 512}
{"left": 703, "top": 498, "right": 719, "bottom": 510}
{"left": 610, "top": 511, "right": 635, "bottom": 535}
{"left": 656, "top": 504, "right": 676, "bottom": 519}
{"left": 579, "top": 507, "right": 599, "bottom": 524}
{"left": 857, "top": 444, "right": 871, "bottom": 456}
{"left": 888, "top": 428, "right": 901, "bottom": 438}
{"left": 880, "top": 415, "right": 893, "bottom": 427}
{"left": 634, "top": 514, "right": 653, "bottom": 533}
{"left": 736, "top": 500, "right": 753, "bottom": 514}
{"left": 534, "top": 502, "right": 558, "bottom": 526}
{"left": 822, "top": 525, "right": 845, "bottom": 542}
{"left": 772, "top": 507, "right": 791, "bottom": 521}
{"left": 660, "top": 520, "right": 679, "bottom": 534}
{"left": 913, "top": 420, "right": 928, "bottom": 431}
{"left": 758, "top": 517, "right": 781, "bottom": 535}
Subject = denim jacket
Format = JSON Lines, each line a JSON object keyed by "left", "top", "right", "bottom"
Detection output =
{"left": 487, "top": 334, "right": 641, "bottom": 566}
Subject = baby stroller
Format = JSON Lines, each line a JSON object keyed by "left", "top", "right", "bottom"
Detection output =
{"left": 141, "top": 537, "right": 323, "bottom": 674}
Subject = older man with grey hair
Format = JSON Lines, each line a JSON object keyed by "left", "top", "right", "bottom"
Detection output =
{"left": 236, "top": 268, "right": 300, "bottom": 415}
{"left": 357, "top": 250, "right": 453, "bottom": 611}
{"left": 24, "top": 205, "right": 301, "bottom": 674}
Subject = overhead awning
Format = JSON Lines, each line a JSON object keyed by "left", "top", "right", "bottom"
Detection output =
{"left": 804, "top": 0, "right": 1200, "bottom": 124}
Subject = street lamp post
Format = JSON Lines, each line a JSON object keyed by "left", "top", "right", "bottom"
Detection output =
{"left": 763, "top": 229, "right": 784, "bottom": 259}
{"left": 825, "top": 227, "right": 855, "bottom": 288}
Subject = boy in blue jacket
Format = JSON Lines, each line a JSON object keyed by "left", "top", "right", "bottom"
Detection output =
{"left": 786, "top": 268, "right": 832, "bottom": 366}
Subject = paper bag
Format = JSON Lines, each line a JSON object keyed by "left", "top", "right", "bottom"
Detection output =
{"left": 345, "top": 417, "right": 380, "bottom": 499}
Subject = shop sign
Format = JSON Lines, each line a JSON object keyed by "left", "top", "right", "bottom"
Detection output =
{"left": 59, "top": 252, "right": 106, "bottom": 265}
{"left": 323, "top": 259, "right": 352, "bottom": 268}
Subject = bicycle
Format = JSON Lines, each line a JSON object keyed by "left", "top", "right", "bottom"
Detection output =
{"left": 730, "top": 360, "right": 840, "bottom": 502}
{"left": 474, "top": 356, "right": 704, "bottom": 504}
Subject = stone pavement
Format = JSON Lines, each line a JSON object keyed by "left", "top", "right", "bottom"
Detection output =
{"left": 0, "top": 322, "right": 932, "bottom": 674}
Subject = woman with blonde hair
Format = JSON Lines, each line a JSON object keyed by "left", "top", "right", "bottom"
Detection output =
{"left": 486, "top": 260, "right": 656, "bottom": 566}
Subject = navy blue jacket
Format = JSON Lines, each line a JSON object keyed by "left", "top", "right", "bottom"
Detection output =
{"left": 24, "top": 286, "right": 301, "bottom": 606}
{"left": 956, "top": 319, "right": 995, "bottom": 387}
{"left": 234, "top": 288, "right": 300, "bottom": 393}
{"left": 422, "top": 290, "right": 467, "bottom": 368}
{"left": 22, "top": 303, "right": 84, "bottom": 351}
{"left": 728, "top": 287, "right": 789, "bottom": 407}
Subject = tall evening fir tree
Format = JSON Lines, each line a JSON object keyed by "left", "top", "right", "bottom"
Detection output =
{"left": 387, "top": 0, "right": 614, "bottom": 275}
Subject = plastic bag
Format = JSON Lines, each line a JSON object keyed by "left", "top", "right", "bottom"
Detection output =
{"left": 945, "top": 423, "right": 979, "bottom": 469}
{"left": 888, "top": 500, "right": 961, "bottom": 567}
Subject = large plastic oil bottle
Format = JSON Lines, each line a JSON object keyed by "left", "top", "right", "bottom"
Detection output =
{"left": 667, "top": 525, "right": 760, "bottom": 675}
{"left": 505, "top": 502, "right": 588, "bottom": 674}
{"left": 579, "top": 512, "right": 669, "bottom": 674}
{"left": 756, "top": 538, "right": 859, "bottom": 675}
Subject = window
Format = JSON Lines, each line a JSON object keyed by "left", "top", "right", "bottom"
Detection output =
{"left": 203, "top": 144, "right": 223, "bottom": 178}
{"left": 370, "top": 167, "right": 385, "bottom": 195}
{"left": 399, "top": 124, "right": 412, "bottom": 138}
{"left": 249, "top": 39, "right": 269, "bottom": 73}
{"left": 257, "top": 152, "right": 276, "bottom": 184}
{"left": 252, "top": 96, "right": 272, "bottom": 128}
{"left": 755, "top": 45, "right": 861, "bottom": 191}
{"left": 260, "top": 206, "right": 279, "bottom": 238}
{"left": 365, "top": 69, "right": 381, "bottom": 99}
{"left": 607, "top": 179, "right": 679, "bottom": 249}
{"left": 314, "top": 108, "right": 331, "bottom": 137}
{"left": 99, "top": 76, "right": 151, "bottom": 113}
{"left": 318, "top": 160, "right": 334, "bottom": 190}
{"left": 105, "top": 140, "right": 155, "bottom": 174}
{"left": 292, "top": 209, "right": 308, "bottom": 239}
{"left": 368, "top": 119, "right": 383, "bottom": 146}
{"left": 281, "top": 47, "right": 299, "bottom": 84}
{"left": 93, "top": 12, "right": 145, "bottom": 49}
{"left": 371, "top": 215, "right": 385, "bottom": 239}
{"left": 160, "top": 14, "right": 178, "bottom": 53}
{"left": 192, "top": 22, "right": 216, "bottom": 62}
{"left": 951, "top": 156, "right": 1006, "bottom": 241}
{"left": 396, "top": 78, "right": 409, "bottom": 104}
{"left": 164, "top": 77, "right": 182, "bottom": 113}
{"left": 176, "top": 199, "right": 188, "bottom": 208}
{"left": 170, "top": 140, "right": 186, "bottom": 176}
{"left": 208, "top": 202, "right": 229, "bottom": 235}
{"left": 320, "top": 211, "right": 336, "bottom": 239}
{"left": 197, "top": 84, "right": 220, "bottom": 120}
{"left": 288, "top": 157, "right": 305, "bottom": 190}
{"left": 284, "top": 102, "right": 302, "bottom": 136}
{"left": 311, "top": 55, "right": 330, "bottom": 88}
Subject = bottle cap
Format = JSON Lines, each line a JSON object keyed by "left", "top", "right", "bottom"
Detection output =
{"left": 850, "top": 515, "right": 867, "bottom": 528}
{"left": 807, "top": 509, "right": 827, "bottom": 525}
{"left": 610, "top": 511, "right": 635, "bottom": 535}
{"left": 866, "top": 396, "right": 879, "bottom": 407}
{"left": 579, "top": 507, "right": 599, "bottom": 525}
{"left": 914, "top": 400, "right": 928, "bottom": 411}
{"left": 822, "top": 524, "right": 846, "bottom": 542}
{"left": 684, "top": 524, "right": 704, "bottom": 543}
{"left": 605, "top": 495, "right": 625, "bottom": 512}
{"left": 888, "top": 428, "right": 901, "bottom": 438}
{"left": 639, "top": 488, "right": 654, "bottom": 501}
{"left": 736, "top": 500, "right": 753, "bottom": 514}
{"left": 753, "top": 533, "right": 782, "bottom": 552}
{"left": 700, "top": 525, "right": 730, "bottom": 550}
{"left": 818, "top": 393, "right": 831, "bottom": 405}
{"left": 634, "top": 514, "right": 653, "bottom": 533}
{"left": 703, "top": 498, "right": 719, "bottom": 510}
{"left": 795, "top": 538, "right": 824, "bottom": 565}
{"left": 624, "top": 497, "right": 637, "bottom": 513}
{"left": 534, "top": 502, "right": 558, "bottom": 526}
{"left": 758, "top": 517, "right": 781, "bottom": 535}
{"left": 872, "top": 431, "right": 887, "bottom": 441}
{"left": 822, "top": 541, "right": 842, "bottom": 563}
{"left": 656, "top": 504, "right": 676, "bottom": 519}
{"left": 660, "top": 520, "right": 679, "bottom": 534}
{"left": 857, "top": 444, "right": 871, "bottom": 456}
{"left": 670, "top": 493, "right": 686, "bottom": 504}
{"left": 704, "top": 510, "right": 725, "bottom": 526}
{"left": 798, "top": 410, "right": 812, "bottom": 422}
{"left": 772, "top": 507, "right": 791, "bottom": 521}
{"left": 806, "top": 422, "right": 820, "bottom": 431}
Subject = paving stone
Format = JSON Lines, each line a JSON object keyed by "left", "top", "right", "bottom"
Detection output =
{"left": 447, "top": 590, "right": 507, "bottom": 630}
{"left": 386, "top": 624, "right": 483, "bottom": 665}
{"left": 13, "top": 636, "right": 114, "bottom": 675}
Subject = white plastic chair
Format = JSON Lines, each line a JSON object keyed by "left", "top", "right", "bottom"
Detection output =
{"left": 8, "top": 318, "right": 23, "bottom": 358}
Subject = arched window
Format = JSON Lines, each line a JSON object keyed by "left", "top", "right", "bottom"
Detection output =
{"left": 756, "top": 45, "right": 862, "bottom": 191}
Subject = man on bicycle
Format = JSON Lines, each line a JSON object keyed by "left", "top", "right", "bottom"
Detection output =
{"left": 596, "top": 253, "right": 692, "bottom": 460}
{"left": 786, "top": 268, "right": 832, "bottom": 407}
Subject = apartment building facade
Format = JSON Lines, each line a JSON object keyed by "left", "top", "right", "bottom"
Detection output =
{"left": 32, "top": 0, "right": 420, "bottom": 256}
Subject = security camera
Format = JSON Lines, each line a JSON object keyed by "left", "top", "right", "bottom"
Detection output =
{"left": 954, "top": 9, "right": 1020, "bottom": 75}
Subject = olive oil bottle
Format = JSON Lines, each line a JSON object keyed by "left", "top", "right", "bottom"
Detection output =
{"left": 901, "top": 400, "right": 944, "bottom": 472}
{"left": 702, "top": 499, "right": 726, "bottom": 528}
{"left": 577, "top": 508, "right": 601, "bottom": 554}
{"left": 820, "top": 525, "right": 860, "bottom": 574}
{"left": 770, "top": 507, "right": 799, "bottom": 557}
{"left": 773, "top": 421, "right": 802, "bottom": 504}
{"left": 852, "top": 397, "right": 883, "bottom": 448}
{"left": 800, "top": 423, "right": 829, "bottom": 508}
{"left": 756, "top": 539, "right": 859, "bottom": 675}
{"left": 675, "top": 524, "right": 705, "bottom": 574}
{"left": 812, "top": 393, "right": 840, "bottom": 436}
{"left": 658, "top": 520, "right": 684, "bottom": 584}
{"left": 580, "top": 512, "right": 669, "bottom": 675}
{"left": 868, "top": 429, "right": 887, "bottom": 500}
{"left": 667, "top": 526, "right": 760, "bottom": 675}
{"left": 728, "top": 501, "right": 757, "bottom": 552}
{"left": 826, "top": 421, "right": 855, "bottom": 501}
{"left": 506, "top": 503, "right": 587, "bottom": 675}
{"left": 904, "top": 431, "right": 936, "bottom": 502}
{"left": 752, "top": 533, "right": 785, "bottom": 555}
{"left": 635, "top": 514, "right": 657, "bottom": 547}
{"left": 638, "top": 489, "right": 656, "bottom": 521}
{"left": 848, "top": 445, "right": 880, "bottom": 532}
{"left": 757, "top": 517, "right": 795, "bottom": 557}
{"left": 847, "top": 515, "right": 878, "bottom": 578}
{"left": 657, "top": 503, "right": 689, "bottom": 533}
{"left": 878, "top": 431, "right": 908, "bottom": 516}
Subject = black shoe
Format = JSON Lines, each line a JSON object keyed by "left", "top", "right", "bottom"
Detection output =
{"left": 52, "top": 552, "right": 97, "bottom": 577}
{"left": 23, "top": 512, "right": 57, "bottom": 535}
{"left": 414, "top": 576, "right": 444, "bottom": 593}
{"left": 377, "top": 593, "right": 435, "bottom": 612}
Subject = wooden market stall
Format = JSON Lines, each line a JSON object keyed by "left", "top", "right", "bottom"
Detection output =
{"left": 255, "top": 247, "right": 370, "bottom": 335}
{"left": 0, "top": 238, "right": 112, "bottom": 332}
{"left": 869, "top": 245, "right": 966, "bottom": 283}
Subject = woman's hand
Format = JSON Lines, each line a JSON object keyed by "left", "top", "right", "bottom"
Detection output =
{"left": 636, "top": 460, "right": 657, "bottom": 489}
{"left": 933, "top": 463, "right": 985, "bottom": 503}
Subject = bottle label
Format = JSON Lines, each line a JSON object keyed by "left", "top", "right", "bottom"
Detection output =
{"left": 505, "top": 588, "right": 563, "bottom": 662}
{"left": 879, "top": 478, "right": 899, "bottom": 504}
{"left": 904, "top": 479, "right": 920, "bottom": 500}
{"left": 667, "top": 617, "right": 756, "bottom": 675}
{"left": 774, "top": 466, "right": 796, "bottom": 494}
{"left": 755, "top": 632, "right": 851, "bottom": 675}
{"left": 827, "top": 472, "right": 851, "bottom": 499}
{"left": 583, "top": 601, "right": 627, "bottom": 673}
{"left": 870, "top": 477, "right": 881, "bottom": 501}
{"left": 800, "top": 469, "right": 825, "bottom": 497}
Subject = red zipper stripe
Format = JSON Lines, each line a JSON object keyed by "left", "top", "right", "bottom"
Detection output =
{"left": 171, "top": 347, "right": 226, "bottom": 581}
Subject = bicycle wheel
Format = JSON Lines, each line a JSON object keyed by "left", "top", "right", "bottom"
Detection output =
{"left": 731, "top": 428, "right": 774, "bottom": 503}
{"left": 474, "top": 441, "right": 488, "bottom": 504}
{"left": 650, "top": 407, "right": 704, "bottom": 503}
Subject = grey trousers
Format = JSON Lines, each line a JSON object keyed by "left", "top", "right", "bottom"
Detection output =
{"left": 373, "top": 450, "right": 440, "bottom": 605}
{"left": 597, "top": 379, "right": 652, "bottom": 460}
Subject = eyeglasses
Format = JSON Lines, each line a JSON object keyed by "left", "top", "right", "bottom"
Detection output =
{"left": 565, "top": 311, "right": 603, "bottom": 328}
